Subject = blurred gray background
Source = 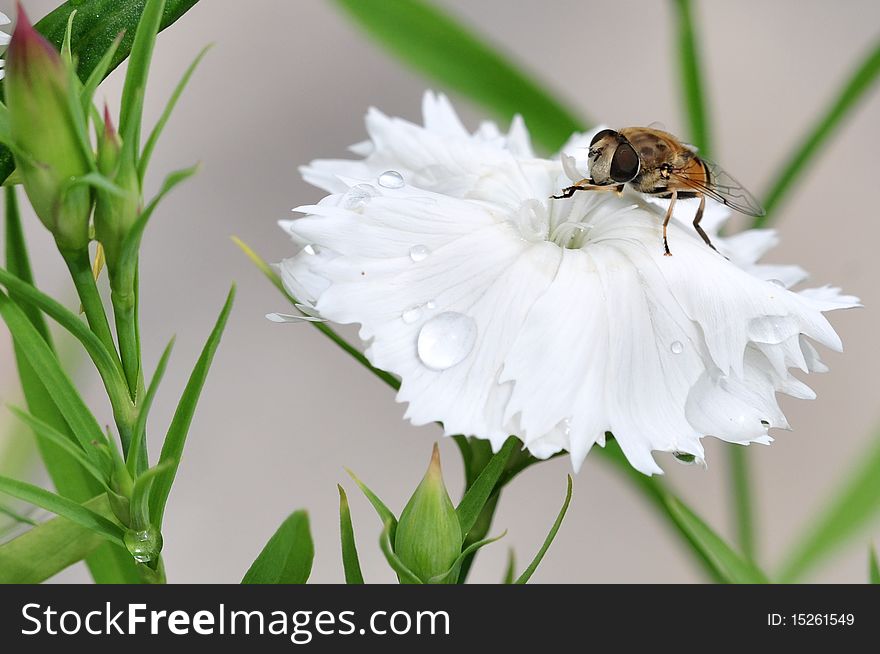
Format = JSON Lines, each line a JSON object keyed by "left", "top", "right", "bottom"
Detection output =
{"left": 1, "top": 0, "right": 878, "bottom": 583}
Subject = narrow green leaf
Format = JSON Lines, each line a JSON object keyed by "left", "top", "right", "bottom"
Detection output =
{"left": 81, "top": 33, "right": 124, "bottom": 115}
{"left": 6, "top": 406, "right": 110, "bottom": 487}
{"left": 664, "top": 494, "right": 769, "bottom": 584}
{"left": 0, "top": 495, "right": 117, "bottom": 584}
{"left": 332, "top": 0, "right": 586, "bottom": 152}
{"left": 4, "top": 188, "right": 50, "bottom": 344}
{"left": 672, "top": 0, "right": 712, "bottom": 156}
{"left": 728, "top": 447, "right": 756, "bottom": 562}
{"left": 338, "top": 485, "right": 365, "bottom": 584}
{"left": 0, "top": 291, "right": 105, "bottom": 458}
{"left": 379, "top": 520, "right": 422, "bottom": 584}
{"left": 0, "top": 0, "right": 203, "bottom": 185}
{"left": 116, "top": 164, "right": 199, "bottom": 294}
{"left": 148, "top": 286, "right": 235, "bottom": 528}
{"left": 233, "top": 237, "right": 402, "bottom": 391}
{"left": 130, "top": 461, "right": 174, "bottom": 530}
{"left": 0, "top": 477, "right": 124, "bottom": 546}
{"left": 778, "top": 431, "right": 880, "bottom": 582}
{"left": 429, "top": 530, "right": 506, "bottom": 584}
{"left": 119, "top": 0, "right": 166, "bottom": 158}
{"left": 757, "top": 36, "right": 880, "bottom": 224}
{"left": 870, "top": 547, "right": 880, "bottom": 584}
{"left": 241, "top": 510, "right": 314, "bottom": 584}
{"left": 0, "top": 503, "right": 37, "bottom": 527}
{"left": 456, "top": 437, "right": 518, "bottom": 537}
{"left": 128, "top": 337, "right": 175, "bottom": 477}
{"left": 346, "top": 468, "right": 398, "bottom": 539}
{"left": 515, "top": 475, "right": 573, "bottom": 584}
{"left": 503, "top": 548, "right": 516, "bottom": 584}
{"left": 0, "top": 268, "right": 128, "bottom": 406}
{"left": 139, "top": 45, "right": 211, "bottom": 182}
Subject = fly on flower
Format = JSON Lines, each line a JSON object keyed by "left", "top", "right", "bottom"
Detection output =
{"left": 553, "top": 126, "right": 765, "bottom": 256}
{"left": 278, "top": 92, "right": 859, "bottom": 476}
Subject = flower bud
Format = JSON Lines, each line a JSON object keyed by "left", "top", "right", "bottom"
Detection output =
{"left": 94, "top": 107, "right": 141, "bottom": 276}
{"left": 4, "top": 4, "right": 93, "bottom": 252}
{"left": 394, "top": 444, "right": 462, "bottom": 583}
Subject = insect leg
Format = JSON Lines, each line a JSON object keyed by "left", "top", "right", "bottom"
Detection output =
{"left": 662, "top": 191, "right": 677, "bottom": 256}
{"left": 691, "top": 194, "right": 722, "bottom": 254}
{"left": 551, "top": 179, "right": 622, "bottom": 199}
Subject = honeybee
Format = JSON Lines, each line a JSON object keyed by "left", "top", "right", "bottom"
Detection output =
{"left": 552, "top": 127, "right": 765, "bottom": 255}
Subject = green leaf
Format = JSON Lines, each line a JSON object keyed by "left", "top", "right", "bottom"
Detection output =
{"left": 0, "top": 503, "right": 37, "bottom": 527}
{"left": 148, "top": 286, "right": 235, "bottom": 529}
{"left": 428, "top": 530, "right": 506, "bottom": 584}
{"left": 115, "top": 164, "right": 199, "bottom": 294}
{"left": 6, "top": 406, "right": 110, "bottom": 487}
{"left": 0, "top": 267, "right": 129, "bottom": 409}
{"left": 346, "top": 468, "right": 398, "bottom": 540}
{"left": 119, "top": 0, "right": 166, "bottom": 158}
{"left": 757, "top": 36, "right": 880, "bottom": 224}
{"left": 233, "top": 237, "right": 402, "bottom": 391}
{"left": 81, "top": 33, "right": 124, "bottom": 115}
{"left": 0, "top": 476, "right": 124, "bottom": 546}
{"left": 128, "top": 337, "right": 175, "bottom": 477}
{"left": 332, "top": 0, "right": 586, "bottom": 152}
{"left": 139, "top": 45, "right": 211, "bottom": 182}
{"left": 870, "top": 547, "right": 880, "bottom": 584}
{"left": 778, "top": 431, "right": 880, "bottom": 582}
{"left": 0, "top": 0, "right": 203, "bottom": 185}
{"left": 456, "top": 437, "right": 517, "bottom": 537}
{"left": 663, "top": 494, "right": 769, "bottom": 584}
{"left": 3, "top": 188, "right": 50, "bottom": 343}
{"left": 379, "top": 520, "right": 422, "bottom": 584}
{"left": 515, "top": 475, "right": 573, "bottom": 584}
{"left": 728, "top": 447, "right": 756, "bottom": 562}
{"left": 502, "top": 548, "right": 516, "bottom": 584}
{"left": 241, "top": 511, "right": 314, "bottom": 584}
{"left": 0, "top": 495, "right": 116, "bottom": 583}
{"left": 0, "top": 291, "right": 106, "bottom": 459}
{"left": 672, "top": 0, "right": 712, "bottom": 156}
{"left": 338, "top": 485, "right": 364, "bottom": 584}
{"left": 130, "top": 460, "right": 174, "bottom": 530}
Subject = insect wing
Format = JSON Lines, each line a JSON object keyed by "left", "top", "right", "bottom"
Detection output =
{"left": 670, "top": 158, "right": 765, "bottom": 216}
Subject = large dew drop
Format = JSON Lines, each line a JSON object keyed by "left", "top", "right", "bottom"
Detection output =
{"left": 378, "top": 170, "right": 405, "bottom": 189}
{"left": 417, "top": 312, "right": 477, "bottom": 371}
{"left": 124, "top": 528, "right": 163, "bottom": 564}
{"left": 409, "top": 244, "right": 430, "bottom": 262}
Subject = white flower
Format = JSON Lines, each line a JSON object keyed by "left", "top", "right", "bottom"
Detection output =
{"left": 0, "top": 12, "right": 11, "bottom": 80}
{"left": 278, "top": 91, "right": 858, "bottom": 475}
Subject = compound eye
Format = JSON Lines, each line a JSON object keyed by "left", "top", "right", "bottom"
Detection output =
{"left": 609, "top": 142, "right": 640, "bottom": 182}
{"left": 589, "top": 128, "right": 617, "bottom": 148}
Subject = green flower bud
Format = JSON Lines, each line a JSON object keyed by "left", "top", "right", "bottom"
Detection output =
{"left": 94, "top": 107, "right": 142, "bottom": 276}
{"left": 5, "top": 4, "right": 93, "bottom": 252}
{"left": 394, "top": 444, "right": 462, "bottom": 583}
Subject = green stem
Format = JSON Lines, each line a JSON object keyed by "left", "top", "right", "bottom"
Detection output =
{"left": 61, "top": 248, "right": 117, "bottom": 361}
{"left": 729, "top": 446, "right": 755, "bottom": 561}
{"left": 672, "top": 0, "right": 712, "bottom": 156}
{"left": 756, "top": 36, "right": 880, "bottom": 225}
{"left": 112, "top": 288, "right": 140, "bottom": 401}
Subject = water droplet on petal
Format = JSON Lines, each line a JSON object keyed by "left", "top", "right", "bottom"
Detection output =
{"left": 378, "top": 170, "right": 405, "bottom": 189}
{"left": 342, "top": 184, "right": 376, "bottom": 211}
{"left": 673, "top": 451, "right": 697, "bottom": 465}
{"left": 303, "top": 244, "right": 318, "bottom": 255}
{"left": 671, "top": 341, "right": 684, "bottom": 354}
{"left": 760, "top": 419, "right": 770, "bottom": 427}
{"left": 425, "top": 300, "right": 437, "bottom": 310}
{"left": 124, "top": 528, "right": 163, "bottom": 564}
{"left": 402, "top": 304, "right": 423, "bottom": 324}
{"left": 409, "top": 244, "right": 430, "bottom": 262}
{"left": 768, "top": 279, "right": 786, "bottom": 288}
{"left": 417, "top": 312, "right": 477, "bottom": 370}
